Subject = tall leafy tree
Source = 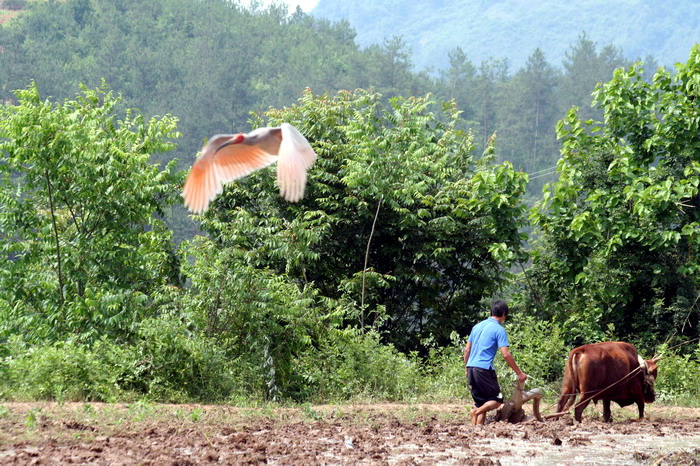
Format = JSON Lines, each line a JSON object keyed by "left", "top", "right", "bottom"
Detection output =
{"left": 361, "top": 36, "right": 420, "bottom": 99}
{"left": 0, "top": 82, "right": 183, "bottom": 342}
{"left": 0, "top": 0, "right": 442, "bottom": 243}
{"left": 499, "top": 49, "right": 560, "bottom": 171}
{"left": 523, "top": 46, "right": 700, "bottom": 347}
{"left": 0, "top": 0, "right": 436, "bottom": 164}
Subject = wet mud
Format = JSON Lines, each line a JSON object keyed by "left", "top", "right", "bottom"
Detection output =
{"left": 0, "top": 402, "right": 698, "bottom": 464}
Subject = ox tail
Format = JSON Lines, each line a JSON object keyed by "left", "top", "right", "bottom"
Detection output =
{"left": 556, "top": 350, "right": 580, "bottom": 413}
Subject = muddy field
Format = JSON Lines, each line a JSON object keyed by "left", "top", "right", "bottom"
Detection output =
{"left": 0, "top": 402, "right": 698, "bottom": 465}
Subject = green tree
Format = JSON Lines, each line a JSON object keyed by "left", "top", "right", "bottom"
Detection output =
{"left": 523, "top": 46, "right": 700, "bottom": 348}
{"left": 0, "top": 82, "right": 183, "bottom": 343}
{"left": 361, "top": 35, "right": 420, "bottom": 99}
{"left": 558, "top": 32, "right": 630, "bottom": 123}
{"left": 499, "top": 49, "right": 560, "bottom": 172}
{"left": 438, "top": 47, "right": 477, "bottom": 123}
{"left": 175, "top": 232, "right": 340, "bottom": 401}
{"left": 0, "top": 0, "right": 442, "bottom": 244}
{"left": 497, "top": 48, "right": 561, "bottom": 199}
{"left": 194, "top": 89, "right": 529, "bottom": 352}
{"left": 472, "top": 57, "right": 509, "bottom": 147}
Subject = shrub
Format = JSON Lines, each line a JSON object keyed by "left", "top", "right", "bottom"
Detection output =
{"left": 494, "top": 315, "right": 568, "bottom": 383}
{"left": 0, "top": 313, "right": 244, "bottom": 403}
{"left": 0, "top": 337, "right": 121, "bottom": 402}
{"left": 419, "top": 333, "right": 471, "bottom": 402}
{"left": 654, "top": 344, "right": 700, "bottom": 406}
{"left": 111, "top": 315, "right": 240, "bottom": 403}
{"left": 298, "top": 328, "right": 424, "bottom": 402}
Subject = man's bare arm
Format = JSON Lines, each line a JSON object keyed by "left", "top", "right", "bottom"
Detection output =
{"left": 463, "top": 341, "right": 471, "bottom": 376}
{"left": 500, "top": 346, "right": 527, "bottom": 382}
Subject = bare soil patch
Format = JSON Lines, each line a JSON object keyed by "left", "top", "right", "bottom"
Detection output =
{"left": 0, "top": 402, "right": 698, "bottom": 464}
{"left": 0, "top": 11, "right": 17, "bottom": 24}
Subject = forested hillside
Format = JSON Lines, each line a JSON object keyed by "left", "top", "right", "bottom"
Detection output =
{"left": 0, "top": 0, "right": 698, "bottom": 405}
{"left": 312, "top": 0, "right": 700, "bottom": 72}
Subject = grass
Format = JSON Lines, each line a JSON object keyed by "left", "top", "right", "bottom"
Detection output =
{"left": 0, "top": 400, "right": 465, "bottom": 433}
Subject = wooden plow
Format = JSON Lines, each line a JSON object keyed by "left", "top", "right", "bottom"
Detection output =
{"left": 494, "top": 379, "right": 544, "bottom": 423}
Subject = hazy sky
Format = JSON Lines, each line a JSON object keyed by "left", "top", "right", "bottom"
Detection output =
{"left": 242, "top": 0, "right": 320, "bottom": 12}
{"left": 289, "top": 0, "right": 319, "bottom": 11}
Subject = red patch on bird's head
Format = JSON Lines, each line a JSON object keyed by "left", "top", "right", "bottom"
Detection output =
{"left": 212, "top": 133, "right": 245, "bottom": 155}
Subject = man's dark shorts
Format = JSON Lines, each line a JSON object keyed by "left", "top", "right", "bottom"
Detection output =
{"left": 467, "top": 367, "right": 503, "bottom": 407}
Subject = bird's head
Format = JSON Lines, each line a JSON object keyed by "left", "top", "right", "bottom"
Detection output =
{"left": 209, "top": 133, "right": 245, "bottom": 155}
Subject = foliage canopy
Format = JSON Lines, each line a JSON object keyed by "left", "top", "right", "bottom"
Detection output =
{"left": 0, "top": 1, "right": 698, "bottom": 404}
{"left": 193, "top": 88, "right": 528, "bottom": 352}
{"left": 0, "top": 82, "right": 183, "bottom": 343}
{"left": 523, "top": 45, "right": 700, "bottom": 348}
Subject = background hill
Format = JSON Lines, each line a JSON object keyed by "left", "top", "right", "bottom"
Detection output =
{"left": 1, "top": 0, "right": 676, "bottom": 242}
{"left": 311, "top": 0, "right": 700, "bottom": 72}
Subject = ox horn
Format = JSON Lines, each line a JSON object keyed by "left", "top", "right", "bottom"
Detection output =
{"left": 651, "top": 354, "right": 662, "bottom": 364}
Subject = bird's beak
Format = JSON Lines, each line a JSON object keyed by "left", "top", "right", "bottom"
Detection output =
{"left": 215, "top": 134, "right": 245, "bottom": 154}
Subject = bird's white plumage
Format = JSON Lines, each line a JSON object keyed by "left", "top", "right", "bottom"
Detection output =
{"left": 277, "top": 123, "right": 317, "bottom": 202}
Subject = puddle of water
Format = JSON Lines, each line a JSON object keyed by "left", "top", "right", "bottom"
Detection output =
{"left": 495, "top": 434, "right": 700, "bottom": 465}
{"left": 385, "top": 432, "right": 700, "bottom": 465}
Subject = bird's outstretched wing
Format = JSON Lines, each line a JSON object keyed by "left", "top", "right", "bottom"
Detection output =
{"left": 182, "top": 124, "right": 317, "bottom": 212}
{"left": 182, "top": 133, "right": 277, "bottom": 213}
{"left": 276, "top": 123, "right": 317, "bottom": 202}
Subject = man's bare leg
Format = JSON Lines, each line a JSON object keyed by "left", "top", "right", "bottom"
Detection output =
{"left": 471, "top": 400, "right": 503, "bottom": 425}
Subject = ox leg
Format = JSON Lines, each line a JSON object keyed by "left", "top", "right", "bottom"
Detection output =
{"left": 602, "top": 399, "right": 612, "bottom": 423}
{"left": 556, "top": 392, "right": 576, "bottom": 415}
{"left": 636, "top": 400, "right": 645, "bottom": 421}
{"left": 574, "top": 399, "right": 590, "bottom": 423}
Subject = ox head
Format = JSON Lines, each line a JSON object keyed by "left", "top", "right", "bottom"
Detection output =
{"left": 638, "top": 355, "right": 660, "bottom": 403}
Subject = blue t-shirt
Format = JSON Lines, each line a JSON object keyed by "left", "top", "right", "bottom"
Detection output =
{"left": 466, "top": 317, "right": 509, "bottom": 370}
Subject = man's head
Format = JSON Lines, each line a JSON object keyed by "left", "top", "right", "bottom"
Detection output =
{"left": 490, "top": 300, "right": 509, "bottom": 319}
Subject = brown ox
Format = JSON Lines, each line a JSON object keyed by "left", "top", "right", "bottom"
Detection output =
{"left": 556, "top": 341, "right": 659, "bottom": 422}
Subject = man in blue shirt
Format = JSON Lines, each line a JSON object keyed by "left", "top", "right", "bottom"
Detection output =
{"left": 464, "top": 300, "right": 527, "bottom": 425}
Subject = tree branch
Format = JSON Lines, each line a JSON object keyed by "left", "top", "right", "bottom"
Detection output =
{"left": 45, "top": 169, "right": 65, "bottom": 306}
{"left": 361, "top": 197, "right": 383, "bottom": 330}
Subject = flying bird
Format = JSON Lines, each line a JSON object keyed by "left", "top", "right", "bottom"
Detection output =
{"left": 182, "top": 123, "right": 317, "bottom": 213}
